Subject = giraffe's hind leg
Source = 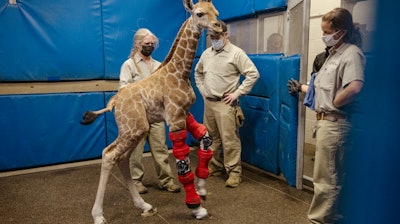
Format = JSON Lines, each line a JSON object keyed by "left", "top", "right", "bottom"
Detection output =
{"left": 118, "top": 157, "right": 157, "bottom": 217}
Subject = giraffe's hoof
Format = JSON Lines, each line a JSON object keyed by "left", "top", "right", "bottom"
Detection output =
{"left": 141, "top": 207, "right": 157, "bottom": 217}
{"left": 191, "top": 206, "right": 211, "bottom": 220}
{"left": 93, "top": 216, "right": 108, "bottom": 224}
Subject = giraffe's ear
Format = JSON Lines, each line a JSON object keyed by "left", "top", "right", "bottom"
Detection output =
{"left": 183, "top": 0, "right": 194, "bottom": 12}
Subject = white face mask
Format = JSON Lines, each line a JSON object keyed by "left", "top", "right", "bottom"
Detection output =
{"left": 211, "top": 39, "right": 224, "bottom": 51}
{"left": 322, "top": 30, "right": 344, "bottom": 47}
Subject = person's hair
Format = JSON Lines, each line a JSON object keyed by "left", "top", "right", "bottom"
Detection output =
{"left": 129, "top": 28, "right": 159, "bottom": 58}
{"left": 322, "top": 8, "right": 362, "bottom": 48}
{"left": 266, "top": 33, "right": 282, "bottom": 53}
{"left": 219, "top": 20, "right": 228, "bottom": 33}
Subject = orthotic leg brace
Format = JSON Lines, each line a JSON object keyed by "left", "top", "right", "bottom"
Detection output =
{"left": 169, "top": 113, "right": 213, "bottom": 208}
{"left": 169, "top": 129, "right": 201, "bottom": 208}
{"left": 186, "top": 113, "right": 213, "bottom": 199}
{"left": 185, "top": 113, "right": 213, "bottom": 179}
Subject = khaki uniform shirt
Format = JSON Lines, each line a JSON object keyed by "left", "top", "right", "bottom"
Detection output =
{"left": 194, "top": 40, "right": 259, "bottom": 99}
{"left": 314, "top": 43, "right": 365, "bottom": 115}
{"left": 119, "top": 53, "right": 161, "bottom": 90}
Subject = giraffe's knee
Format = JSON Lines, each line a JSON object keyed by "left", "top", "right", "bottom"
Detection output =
{"left": 176, "top": 157, "right": 191, "bottom": 175}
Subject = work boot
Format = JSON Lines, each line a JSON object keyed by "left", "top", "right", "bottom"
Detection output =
{"left": 160, "top": 182, "right": 181, "bottom": 193}
{"left": 135, "top": 181, "right": 148, "bottom": 194}
{"left": 225, "top": 176, "right": 241, "bottom": 188}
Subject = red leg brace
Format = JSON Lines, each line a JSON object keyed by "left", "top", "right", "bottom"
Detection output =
{"left": 169, "top": 130, "right": 190, "bottom": 160}
{"left": 169, "top": 130, "right": 201, "bottom": 208}
{"left": 186, "top": 113, "right": 207, "bottom": 140}
{"left": 196, "top": 148, "right": 213, "bottom": 179}
{"left": 178, "top": 172, "right": 201, "bottom": 208}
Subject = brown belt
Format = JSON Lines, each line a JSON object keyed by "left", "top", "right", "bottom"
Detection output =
{"left": 316, "top": 112, "right": 345, "bottom": 122}
{"left": 206, "top": 97, "right": 222, "bottom": 102}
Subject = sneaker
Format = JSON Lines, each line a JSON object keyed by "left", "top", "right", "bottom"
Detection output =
{"left": 135, "top": 181, "right": 148, "bottom": 194}
{"left": 225, "top": 176, "right": 241, "bottom": 188}
{"left": 161, "top": 183, "right": 181, "bottom": 193}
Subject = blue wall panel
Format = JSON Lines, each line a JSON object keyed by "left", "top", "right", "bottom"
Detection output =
{"left": 248, "top": 54, "right": 283, "bottom": 98}
{"left": 102, "top": 0, "right": 186, "bottom": 79}
{"left": 0, "top": 92, "right": 106, "bottom": 171}
{"left": 278, "top": 55, "right": 300, "bottom": 186}
{"left": 240, "top": 55, "right": 282, "bottom": 175}
{"left": 214, "top": 0, "right": 287, "bottom": 20}
{"left": 254, "top": 0, "right": 286, "bottom": 12}
{"left": 240, "top": 95, "right": 279, "bottom": 174}
{"left": 0, "top": 0, "right": 104, "bottom": 81}
{"left": 213, "top": 0, "right": 254, "bottom": 20}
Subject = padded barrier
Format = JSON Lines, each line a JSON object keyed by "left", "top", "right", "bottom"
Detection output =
{"left": 102, "top": 0, "right": 187, "bottom": 79}
{"left": 240, "top": 55, "right": 283, "bottom": 175}
{"left": 214, "top": 0, "right": 286, "bottom": 20}
{"left": 0, "top": 92, "right": 106, "bottom": 171}
{"left": 278, "top": 55, "right": 300, "bottom": 186}
{"left": 0, "top": 0, "right": 188, "bottom": 81}
{"left": 239, "top": 54, "right": 299, "bottom": 185}
{"left": 0, "top": 0, "right": 104, "bottom": 81}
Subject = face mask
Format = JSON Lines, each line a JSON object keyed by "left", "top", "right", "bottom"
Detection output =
{"left": 141, "top": 45, "right": 154, "bottom": 56}
{"left": 322, "top": 30, "right": 344, "bottom": 47}
{"left": 211, "top": 39, "right": 224, "bottom": 51}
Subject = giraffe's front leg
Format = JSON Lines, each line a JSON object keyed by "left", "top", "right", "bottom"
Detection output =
{"left": 169, "top": 129, "right": 209, "bottom": 219}
{"left": 186, "top": 113, "right": 213, "bottom": 200}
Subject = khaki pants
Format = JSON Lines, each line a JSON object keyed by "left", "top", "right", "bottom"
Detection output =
{"left": 129, "top": 121, "right": 175, "bottom": 187}
{"left": 204, "top": 99, "right": 242, "bottom": 177}
{"left": 308, "top": 119, "right": 351, "bottom": 223}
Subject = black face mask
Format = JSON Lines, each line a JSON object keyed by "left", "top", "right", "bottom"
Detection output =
{"left": 141, "top": 45, "right": 154, "bottom": 57}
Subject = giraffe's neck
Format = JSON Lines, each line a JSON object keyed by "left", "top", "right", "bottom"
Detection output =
{"left": 161, "top": 17, "right": 202, "bottom": 79}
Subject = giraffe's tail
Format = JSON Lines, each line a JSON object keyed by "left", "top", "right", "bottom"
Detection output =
{"left": 80, "top": 94, "right": 117, "bottom": 125}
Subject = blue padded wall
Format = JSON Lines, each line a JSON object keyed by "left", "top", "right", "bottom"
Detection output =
{"left": 102, "top": 0, "right": 186, "bottom": 79}
{"left": 0, "top": 0, "right": 188, "bottom": 81}
{"left": 214, "top": 0, "right": 287, "bottom": 20}
{"left": 0, "top": 93, "right": 106, "bottom": 171}
{"left": 0, "top": 0, "right": 104, "bottom": 81}
{"left": 240, "top": 55, "right": 283, "bottom": 175}
{"left": 239, "top": 54, "right": 299, "bottom": 184}
{"left": 278, "top": 55, "right": 300, "bottom": 186}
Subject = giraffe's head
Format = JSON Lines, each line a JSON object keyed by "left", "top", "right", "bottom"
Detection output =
{"left": 183, "top": 0, "right": 222, "bottom": 35}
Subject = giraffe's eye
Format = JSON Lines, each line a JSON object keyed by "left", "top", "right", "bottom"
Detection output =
{"left": 196, "top": 12, "right": 204, "bottom": 18}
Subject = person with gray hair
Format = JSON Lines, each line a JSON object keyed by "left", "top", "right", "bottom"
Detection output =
{"left": 119, "top": 28, "right": 181, "bottom": 194}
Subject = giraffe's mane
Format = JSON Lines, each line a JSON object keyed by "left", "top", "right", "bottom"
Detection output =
{"left": 156, "top": 18, "right": 190, "bottom": 71}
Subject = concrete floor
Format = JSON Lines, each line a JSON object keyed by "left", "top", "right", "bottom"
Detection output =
{"left": 0, "top": 149, "right": 313, "bottom": 224}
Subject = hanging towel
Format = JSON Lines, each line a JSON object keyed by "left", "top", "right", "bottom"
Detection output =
{"left": 303, "top": 72, "right": 316, "bottom": 110}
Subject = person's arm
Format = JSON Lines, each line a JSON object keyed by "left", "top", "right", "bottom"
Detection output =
{"left": 118, "top": 60, "right": 134, "bottom": 90}
{"left": 333, "top": 80, "right": 363, "bottom": 108}
{"left": 194, "top": 57, "right": 205, "bottom": 96}
{"left": 228, "top": 52, "right": 260, "bottom": 101}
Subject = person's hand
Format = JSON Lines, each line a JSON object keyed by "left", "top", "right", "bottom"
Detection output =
{"left": 287, "top": 78, "right": 302, "bottom": 95}
{"left": 222, "top": 93, "right": 238, "bottom": 105}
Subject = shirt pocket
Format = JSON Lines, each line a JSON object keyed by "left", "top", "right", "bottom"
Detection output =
{"left": 319, "top": 61, "right": 339, "bottom": 91}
